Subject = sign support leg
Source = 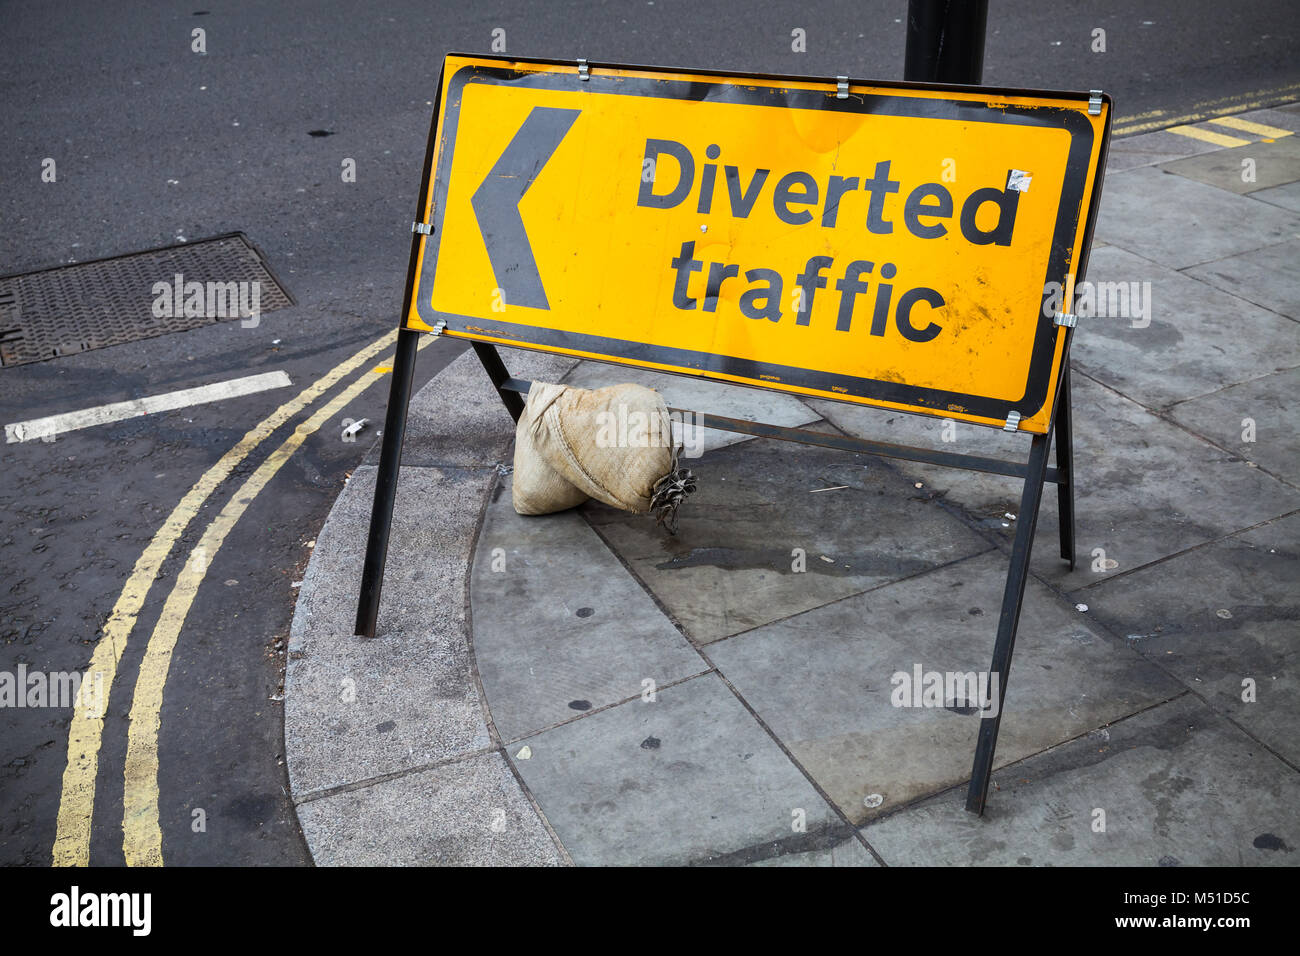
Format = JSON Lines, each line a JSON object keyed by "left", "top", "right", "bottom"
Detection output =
{"left": 964, "top": 430, "right": 1053, "bottom": 814}
{"left": 471, "top": 341, "right": 525, "bottom": 423}
{"left": 1055, "top": 365, "right": 1076, "bottom": 569}
{"left": 354, "top": 327, "right": 423, "bottom": 639}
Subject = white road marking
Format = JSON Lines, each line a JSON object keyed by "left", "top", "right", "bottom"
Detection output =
{"left": 5, "top": 371, "right": 293, "bottom": 443}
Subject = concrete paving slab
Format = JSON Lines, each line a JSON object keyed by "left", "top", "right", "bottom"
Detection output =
{"left": 376, "top": 346, "right": 577, "bottom": 469}
{"left": 708, "top": 550, "right": 1183, "bottom": 824}
{"left": 471, "top": 475, "right": 707, "bottom": 742}
{"left": 1159, "top": 137, "right": 1300, "bottom": 194}
{"left": 1081, "top": 512, "right": 1300, "bottom": 766}
{"left": 561, "top": 359, "right": 822, "bottom": 455}
{"left": 1105, "top": 128, "right": 1220, "bottom": 172}
{"left": 1071, "top": 244, "right": 1300, "bottom": 408}
{"left": 1248, "top": 181, "right": 1300, "bottom": 213}
{"left": 1181, "top": 238, "right": 1300, "bottom": 320}
{"left": 1095, "top": 165, "right": 1300, "bottom": 269}
{"left": 296, "top": 751, "right": 564, "bottom": 866}
{"left": 808, "top": 371, "right": 1300, "bottom": 589}
{"left": 286, "top": 464, "right": 492, "bottom": 797}
{"left": 860, "top": 695, "right": 1300, "bottom": 866}
{"left": 508, "top": 673, "right": 843, "bottom": 865}
{"left": 584, "top": 435, "right": 992, "bottom": 643}
{"left": 1167, "top": 368, "right": 1300, "bottom": 487}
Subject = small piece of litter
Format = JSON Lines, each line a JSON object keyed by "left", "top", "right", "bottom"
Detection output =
{"left": 305, "top": 539, "right": 315, "bottom": 548}
{"left": 516, "top": 746, "right": 532, "bottom": 760}
{"left": 810, "top": 485, "right": 848, "bottom": 493}
{"left": 864, "top": 793, "right": 884, "bottom": 808}
{"left": 914, "top": 482, "right": 923, "bottom": 488}
{"left": 291, "top": 581, "right": 303, "bottom": 588}
{"left": 1215, "top": 608, "right": 1233, "bottom": 619}
{"left": 272, "top": 338, "right": 281, "bottom": 345}
{"left": 819, "top": 555, "right": 835, "bottom": 563}
{"left": 1004, "top": 512, "right": 1016, "bottom": 520}
{"left": 1075, "top": 603, "right": 1088, "bottom": 612}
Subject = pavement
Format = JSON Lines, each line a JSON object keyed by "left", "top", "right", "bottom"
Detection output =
{"left": 284, "top": 105, "right": 1300, "bottom": 866}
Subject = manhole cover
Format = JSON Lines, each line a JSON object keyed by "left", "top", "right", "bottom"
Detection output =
{"left": 0, "top": 233, "right": 293, "bottom": 368}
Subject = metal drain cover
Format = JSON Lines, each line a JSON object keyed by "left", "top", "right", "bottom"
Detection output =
{"left": 0, "top": 233, "right": 293, "bottom": 368}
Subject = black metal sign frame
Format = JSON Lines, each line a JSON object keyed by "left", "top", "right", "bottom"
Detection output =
{"left": 355, "top": 54, "right": 1112, "bottom": 817}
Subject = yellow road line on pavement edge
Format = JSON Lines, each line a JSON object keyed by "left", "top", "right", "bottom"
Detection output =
{"left": 1208, "top": 115, "right": 1294, "bottom": 138}
{"left": 1167, "top": 124, "right": 1252, "bottom": 148}
{"left": 1112, "top": 82, "right": 1300, "bottom": 136}
{"left": 52, "top": 330, "right": 396, "bottom": 866}
{"left": 121, "top": 336, "right": 433, "bottom": 866}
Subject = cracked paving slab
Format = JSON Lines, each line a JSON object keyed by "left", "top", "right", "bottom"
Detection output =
{"left": 860, "top": 695, "right": 1300, "bottom": 866}
{"left": 471, "top": 474, "right": 707, "bottom": 742}
{"left": 585, "top": 435, "right": 992, "bottom": 643}
{"left": 708, "top": 549, "right": 1183, "bottom": 824}
{"left": 1081, "top": 511, "right": 1300, "bottom": 766}
{"left": 508, "top": 673, "right": 847, "bottom": 866}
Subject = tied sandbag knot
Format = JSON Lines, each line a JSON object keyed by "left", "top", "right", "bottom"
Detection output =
{"left": 650, "top": 450, "right": 697, "bottom": 535}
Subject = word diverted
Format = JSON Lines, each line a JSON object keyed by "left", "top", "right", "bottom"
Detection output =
{"left": 638, "top": 139, "right": 1026, "bottom": 339}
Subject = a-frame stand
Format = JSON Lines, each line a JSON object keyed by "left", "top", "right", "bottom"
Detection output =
{"left": 355, "top": 328, "right": 1079, "bottom": 816}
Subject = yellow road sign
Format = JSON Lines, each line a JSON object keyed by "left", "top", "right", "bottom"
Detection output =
{"left": 406, "top": 54, "right": 1110, "bottom": 434}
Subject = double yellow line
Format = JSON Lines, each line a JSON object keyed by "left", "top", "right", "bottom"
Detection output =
{"left": 54, "top": 329, "right": 426, "bottom": 866}
{"left": 1112, "top": 81, "right": 1300, "bottom": 137}
{"left": 1166, "top": 115, "right": 1294, "bottom": 148}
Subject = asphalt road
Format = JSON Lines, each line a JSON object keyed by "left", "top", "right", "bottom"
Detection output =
{"left": 1, "top": 0, "right": 1296, "bottom": 867}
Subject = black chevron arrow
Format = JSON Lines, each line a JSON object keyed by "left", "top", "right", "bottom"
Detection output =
{"left": 471, "top": 106, "right": 581, "bottom": 311}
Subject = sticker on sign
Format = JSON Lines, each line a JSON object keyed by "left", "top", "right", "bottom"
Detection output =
{"left": 406, "top": 55, "right": 1110, "bottom": 434}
